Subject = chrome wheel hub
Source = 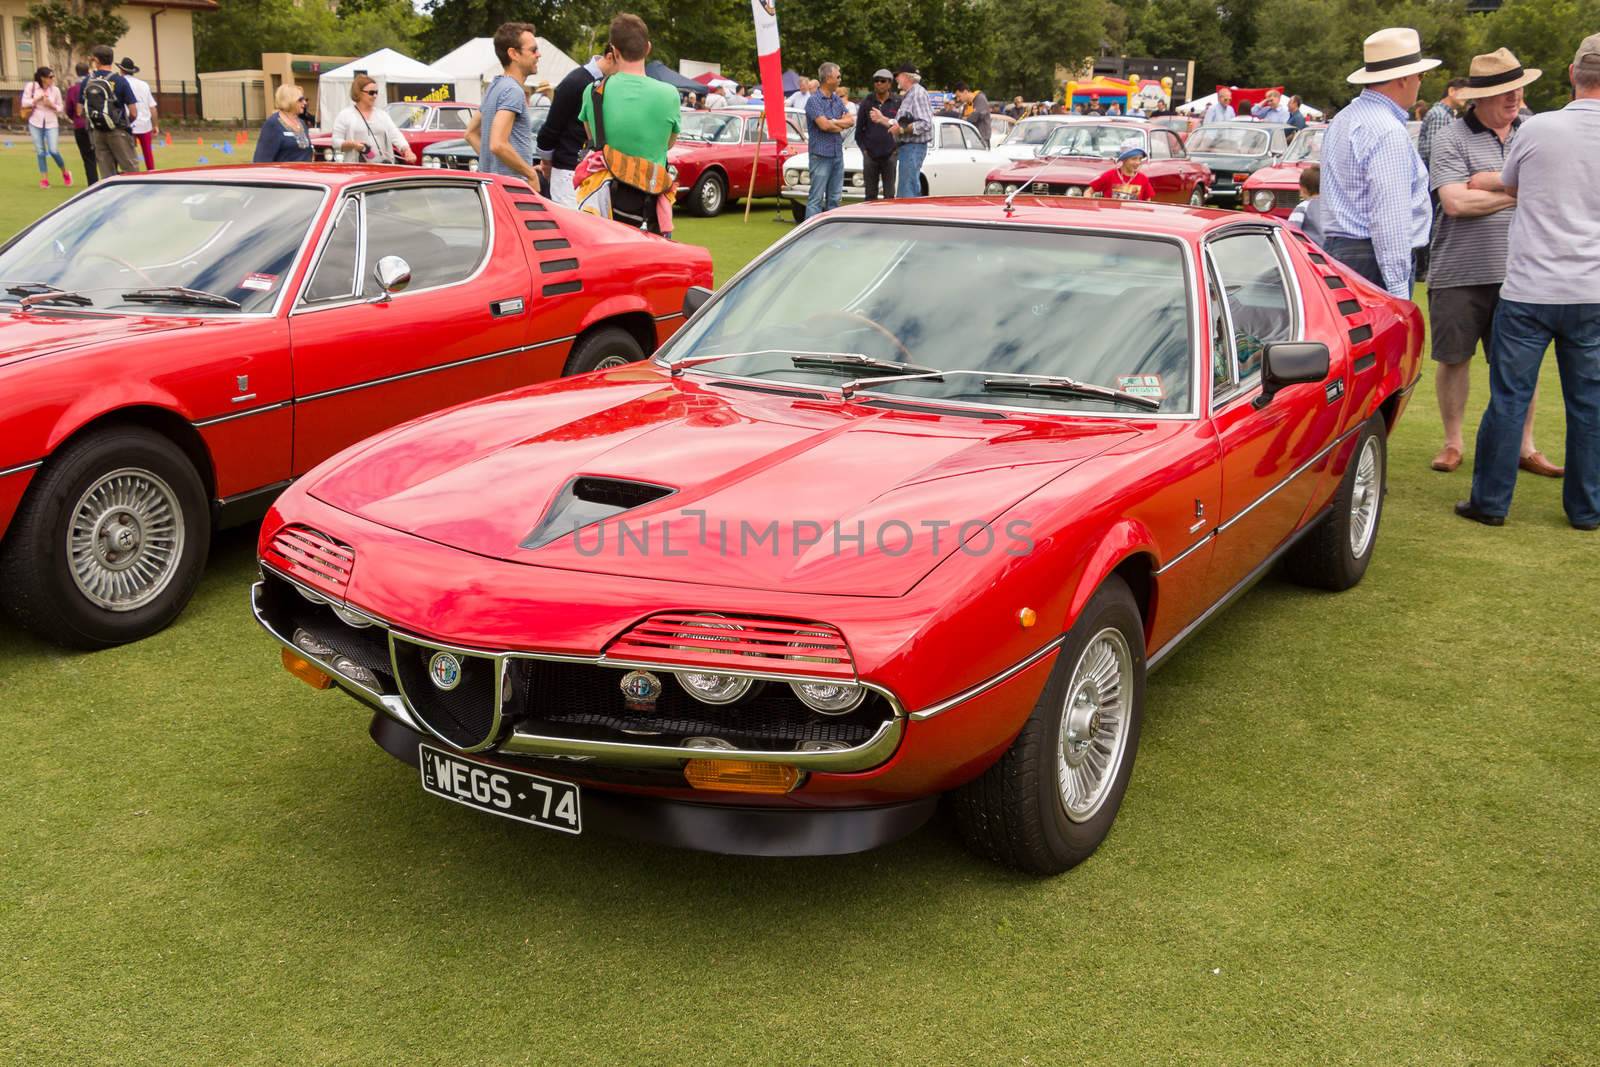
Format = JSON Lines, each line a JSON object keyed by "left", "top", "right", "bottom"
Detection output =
{"left": 67, "top": 468, "right": 184, "bottom": 612}
{"left": 594, "top": 354, "right": 632, "bottom": 370}
{"left": 1349, "top": 436, "right": 1381, "bottom": 557}
{"left": 1056, "top": 627, "right": 1132, "bottom": 823}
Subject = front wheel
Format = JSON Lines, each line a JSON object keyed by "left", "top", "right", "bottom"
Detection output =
{"left": 689, "top": 172, "right": 726, "bottom": 217}
{"left": 1284, "top": 414, "right": 1387, "bottom": 591}
{"left": 953, "top": 576, "right": 1146, "bottom": 874}
{"left": 562, "top": 325, "right": 645, "bottom": 376}
{"left": 0, "top": 427, "right": 210, "bottom": 649}
{"left": 1189, "top": 184, "right": 1207, "bottom": 207}
{"left": 788, "top": 201, "right": 806, "bottom": 223}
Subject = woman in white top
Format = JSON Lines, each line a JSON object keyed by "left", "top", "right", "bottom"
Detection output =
{"left": 329, "top": 75, "right": 417, "bottom": 164}
{"left": 21, "top": 66, "right": 70, "bottom": 188}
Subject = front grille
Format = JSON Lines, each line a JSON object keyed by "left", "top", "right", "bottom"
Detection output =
{"left": 257, "top": 573, "right": 392, "bottom": 690}
{"left": 392, "top": 638, "right": 501, "bottom": 751}
{"left": 263, "top": 525, "right": 355, "bottom": 592}
{"left": 1276, "top": 188, "right": 1302, "bottom": 211}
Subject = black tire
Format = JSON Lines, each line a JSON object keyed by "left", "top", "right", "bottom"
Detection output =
{"left": 789, "top": 201, "right": 806, "bottom": 223}
{"left": 952, "top": 576, "right": 1146, "bottom": 874}
{"left": 561, "top": 325, "right": 646, "bottom": 376}
{"left": 689, "top": 171, "right": 726, "bottom": 217}
{"left": 1284, "top": 413, "right": 1387, "bottom": 591}
{"left": 0, "top": 427, "right": 210, "bottom": 649}
{"left": 1190, "top": 184, "right": 1207, "bottom": 207}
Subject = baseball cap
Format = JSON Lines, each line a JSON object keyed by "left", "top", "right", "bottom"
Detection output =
{"left": 1577, "top": 33, "right": 1600, "bottom": 70}
{"left": 894, "top": 63, "right": 919, "bottom": 76}
{"left": 873, "top": 68, "right": 893, "bottom": 80}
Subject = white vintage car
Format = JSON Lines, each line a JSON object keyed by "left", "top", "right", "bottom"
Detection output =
{"left": 780, "top": 117, "right": 1005, "bottom": 221}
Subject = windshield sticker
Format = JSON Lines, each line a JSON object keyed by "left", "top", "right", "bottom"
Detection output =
{"left": 1117, "top": 374, "right": 1164, "bottom": 400}
{"left": 240, "top": 273, "right": 277, "bottom": 292}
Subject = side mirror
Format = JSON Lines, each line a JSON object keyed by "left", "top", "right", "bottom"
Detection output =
{"left": 683, "top": 285, "right": 712, "bottom": 318}
{"left": 369, "top": 255, "right": 411, "bottom": 304}
{"left": 1254, "top": 341, "right": 1329, "bottom": 409}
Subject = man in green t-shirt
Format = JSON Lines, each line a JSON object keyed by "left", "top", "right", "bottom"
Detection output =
{"left": 578, "top": 13, "right": 679, "bottom": 168}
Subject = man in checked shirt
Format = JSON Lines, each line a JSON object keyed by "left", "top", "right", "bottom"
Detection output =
{"left": 1320, "top": 27, "right": 1440, "bottom": 299}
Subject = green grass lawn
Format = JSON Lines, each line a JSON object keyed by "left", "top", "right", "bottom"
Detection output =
{"left": 1, "top": 143, "right": 1596, "bottom": 1064}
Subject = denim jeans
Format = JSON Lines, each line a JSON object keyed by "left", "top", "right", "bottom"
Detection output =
{"left": 1470, "top": 299, "right": 1600, "bottom": 525}
{"left": 896, "top": 141, "right": 928, "bottom": 198}
{"left": 29, "top": 123, "right": 66, "bottom": 175}
{"left": 807, "top": 153, "right": 844, "bottom": 218}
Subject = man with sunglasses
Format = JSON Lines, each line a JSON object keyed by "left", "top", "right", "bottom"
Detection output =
{"left": 465, "top": 21, "right": 542, "bottom": 182}
{"left": 857, "top": 69, "right": 899, "bottom": 200}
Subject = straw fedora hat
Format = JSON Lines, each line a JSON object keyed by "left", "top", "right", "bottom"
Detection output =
{"left": 1347, "top": 27, "right": 1442, "bottom": 84}
{"left": 1456, "top": 47, "right": 1542, "bottom": 99}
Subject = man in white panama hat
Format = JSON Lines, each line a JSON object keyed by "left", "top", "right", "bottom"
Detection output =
{"left": 1425, "top": 47, "right": 1552, "bottom": 477}
{"left": 1320, "top": 27, "right": 1440, "bottom": 299}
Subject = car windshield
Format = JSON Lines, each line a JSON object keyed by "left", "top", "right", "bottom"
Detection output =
{"left": 0, "top": 181, "right": 323, "bottom": 313}
{"left": 680, "top": 113, "right": 744, "bottom": 143}
{"left": 1005, "top": 119, "right": 1061, "bottom": 146}
{"left": 1187, "top": 126, "right": 1269, "bottom": 156}
{"left": 661, "top": 220, "right": 1193, "bottom": 415}
{"left": 387, "top": 103, "right": 433, "bottom": 130}
{"left": 1042, "top": 124, "right": 1144, "bottom": 159}
{"left": 1283, "top": 127, "right": 1324, "bottom": 162}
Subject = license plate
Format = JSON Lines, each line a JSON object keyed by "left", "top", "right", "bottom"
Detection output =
{"left": 418, "top": 744, "right": 581, "bottom": 835}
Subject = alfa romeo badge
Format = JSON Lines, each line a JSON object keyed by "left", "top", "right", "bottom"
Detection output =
{"left": 428, "top": 651, "right": 463, "bottom": 691}
{"left": 619, "top": 669, "right": 663, "bottom": 711}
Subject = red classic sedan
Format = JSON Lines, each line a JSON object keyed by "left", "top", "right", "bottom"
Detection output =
{"left": 254, "top": 197, "right": 1422, "bottom": 873}
{"left": 0, "top": 165, "right": 711, "bottom": 648}
{"left": 671, "top": 108, "right": 806, "bottom": 216}
{"left": 1242, "top": 124, "right": 1325, "bottom": 218}
{"left": 985, "top": 121, "right": 1212, "bottom": 204}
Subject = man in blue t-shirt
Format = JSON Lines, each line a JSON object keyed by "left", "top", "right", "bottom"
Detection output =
{"left": 466, "top": 21, "right": 542, "bottom": 182}
{"left": 804, "top": 62, "right": 853, "bottom": 218}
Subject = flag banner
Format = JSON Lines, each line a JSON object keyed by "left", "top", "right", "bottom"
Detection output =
{"left": 752, "top": 0, "right": 787, "bottom": 148}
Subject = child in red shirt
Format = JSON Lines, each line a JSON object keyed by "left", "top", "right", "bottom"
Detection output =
{"left": 1088, "top": 143, "right": 1154, "bottom": 201}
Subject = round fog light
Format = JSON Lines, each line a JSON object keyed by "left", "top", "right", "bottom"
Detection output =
{"left": 291, "top": 628, "right": 334, "bottom": 659}
{"left": 790, "top": 680, "right": 867, "bottom": 715}
{"left": 1065, "top": 186, "right": 1085, "bottom": 197}
{"left": 683, "top": 736, "right": 737, "bottom": 751}
{"left": 797, "top": 739, "right": 850, "bottom": 752}
{"left": 333, "top": 657, "right": 378, "bottom": 689}
{"left": 677, "top": 671, "right": 757, "bottom": 705}
{"left": 985, "top": 181, "right": 1003, "bottom": 194}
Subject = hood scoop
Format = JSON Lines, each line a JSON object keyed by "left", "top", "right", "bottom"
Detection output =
{"left": 520, "top": 475, "right": 677, "bottom": 550}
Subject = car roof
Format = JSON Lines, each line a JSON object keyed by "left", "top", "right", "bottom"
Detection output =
{"left": 1197, "top": 120, "right": 1294, "bottom": 130}
{"left": 825, "top": 195, "right": 1275, "bottom": 238}
{"left": 96, "top": 163, "right": 524, "bottom": 192}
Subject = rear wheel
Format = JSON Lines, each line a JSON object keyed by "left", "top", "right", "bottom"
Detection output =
{"left": 1189, "top": 183, "right": 1207, "bottom": 206}
{"left": 1285, "top": 414, "right": 1387, "bottom": 591}
{"left": 689, "top": 172, "right": 727, "bottom": 217}
{"left": 562, "top": 325, "right": 646, "bottom": 376}
{"left": 953, "top": 576, "right": 1146, "bottom": 874}
{"left": 0, "top": 427, "right": 210, "bottom": 649}
{"left": 789, "top": 201, "right": 806, "bottom": 223}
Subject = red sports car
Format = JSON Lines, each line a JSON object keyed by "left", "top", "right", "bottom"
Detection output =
{"left": 311, "top": 100, "right": 482, "bottom": 161}
{"left": 985, "top": 121, "right": 1212, "bottom": 204}
{"left": 254, "top": 197, "right": 1422, "bottom": 873}
{"left": 0, "top": 165, "right": 711, "bottom": 648}
{"left": 1242, "top": 124, "right": 1326, "bottom": 218}
{"left": 672, "top": 108, "right": 806, "bottom": 217}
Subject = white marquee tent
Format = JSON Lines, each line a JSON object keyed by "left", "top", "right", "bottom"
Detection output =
{"left": 315, "top": 48, "right": 464, "bottom": 125}
{"left": 431, "top": 37, "right": 581, "bottom": 105}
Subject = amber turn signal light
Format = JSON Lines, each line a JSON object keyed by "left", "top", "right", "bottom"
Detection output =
{"left": 281, "top": 648, "right": 334, "bottom": 690}
{"left": 683, "top": 759, "right": 802, "bottom": 795}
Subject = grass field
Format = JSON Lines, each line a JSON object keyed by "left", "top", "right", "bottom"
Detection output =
{"left": 2, "top": 138, "right": 1597, "bottom": 1064}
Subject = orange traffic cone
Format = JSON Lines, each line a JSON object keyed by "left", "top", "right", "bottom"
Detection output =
{"left": 196, "top": 135, "right": 203, "bottom": 146}
{"left": 163, "top": 132, "right": 172, "bottom": 147}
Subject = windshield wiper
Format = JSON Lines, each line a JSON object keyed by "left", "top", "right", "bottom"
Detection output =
{"left": 6, "top": 281, "right": 68, "bottom": 297}
{"left": 791, "top": 353, "right": 939, "bottom": 376}
{"left": 121, "top": 286, "right": 242, "bottom": 310}
{"left": 17, "top": 289, "right": 95, "bottom": 309}
{"left": 979, "top": 372, "right": 1162, "bottom": 411}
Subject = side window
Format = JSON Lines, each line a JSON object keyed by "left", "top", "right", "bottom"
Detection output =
{"left": 1148, "top": 133, "right": 1171, "bottom": 160}
{"left": 938, "top": 123, "right": 965, "bottom": 150}
{"left": 302, "top": 197, "right": 361, "bottom": 304}
{"left": 786, "top": 117, "right": 804, "bottom": 142}
{"left": 1208, "top": 233, "right": 1294, "bottom": 389}
{"left": 361, "top": 185, "right": 488, "bottom": 296}
{"left": 745, "top": 116, "right": 763, "bottom": 142}
{"left": 1207, "top": 255, "right": 1233, "bottom": 394}
{"left": 436, "top": 108, "right": 471, "bottom": 132}
{"left": 961, "top": 124, "right": 983, "bottom": 151}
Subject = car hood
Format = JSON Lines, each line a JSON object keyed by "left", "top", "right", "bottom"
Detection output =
{"left": 308, "top": 368, "right": 1136, "bottom": 597}
{"left": 0, "top": 310, "right": 200, "bottom": 370}
{"left": 1244, "top": 161, "right": 1309, "bottom": 188}
{"left": 991, "top": 156, "right": 1105, "bottom": 182}
{"left": 789, "top": 146, "right": 865, "bottom": 175}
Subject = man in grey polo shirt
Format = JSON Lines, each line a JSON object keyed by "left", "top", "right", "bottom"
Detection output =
{"left": 1458, "top": 34, "right": 1600, "bottom": 531}
{"left": 1425, "top": 48, "right": 1555, "bottom": 476}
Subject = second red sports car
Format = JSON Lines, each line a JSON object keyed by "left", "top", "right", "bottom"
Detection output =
{"left": 985, "top": 120, "right": 1212, "bottom": 204}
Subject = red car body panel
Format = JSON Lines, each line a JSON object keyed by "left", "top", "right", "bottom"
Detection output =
{"left": 1242, "top": 161, "right": 1312, "bottom": 218}
{"left": 670, "top": 109, "right": 804, "bottom": 202}
{"left": 254, "top": 198, "right": 1424, "bottom": 822}
{"left": 988, "top": 151, "right": 1211, "bottom": 203}
{"left": 0, "top": 164, "right": 712, "bottom": 545}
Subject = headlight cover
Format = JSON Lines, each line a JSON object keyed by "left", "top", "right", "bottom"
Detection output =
{"left": 1252, "top": 189, "right": 1275, "bottom": 212}
{"left": 985, "top": 181, "right": 1003, "bottom": 194}
{"left": 1065, "top": 186, "right": 1085, "bottom": 197}
{"left": 784, "top": 167, "right": 803, "bottom": 186}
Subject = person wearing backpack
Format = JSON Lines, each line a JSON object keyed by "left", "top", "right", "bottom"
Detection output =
{"left": 83, "top": 45, "right": 140, "bottom": 176}
{"left": 575, "top": 14, "right": 680, "bottom": 235}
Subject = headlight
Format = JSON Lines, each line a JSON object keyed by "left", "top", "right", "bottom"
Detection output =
{"left": 422, "top": 157, "right": 440, "bottom": 169}
{"left": 1065, "top": 186, "right": 1085, "bottom": 197}
{"left": 1251, "top": 189, "right": 1275, "bottom": 212}
{"left": 789, "top": 681, "right": 867, "bottom": 715}
{"left": 466, "top": 158, "right": 480, "bottom": 172}
{"left": 985, "top": 181, "right": 1003, "bottom": 194}
{"left": 784, "top": 167, "right": 802, "bottom": 185}
{"left": 1005, "top": 184, "right": 1019, "bottom": 194}
{"left": 849, "top": 172, "right": 863, "bottom": 188}
{"left": 676, "top": 671, "right": 757, "bottom": 705}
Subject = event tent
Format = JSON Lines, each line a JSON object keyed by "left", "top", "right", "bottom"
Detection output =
{"left": 432, "top": 37, "right": 581, "bottom": 104}
{"left": 646, "top": 60, "right": 708, "bottom": 97}
{"left": 1180, "top": 91, "right": 1323, "bottom": 120}
{"left": 316, "top": 48, "right": 462, "bottom": 124}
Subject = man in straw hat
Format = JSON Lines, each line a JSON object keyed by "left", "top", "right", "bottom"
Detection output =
{"left": 1425, "top": 47, "right": 1554, "bottom": 477}
{"left": 1320, "top": 28, "right": 1440, "bottom": 299}
{"left": 1457, "top": 34, "right": 1600, "bottom": 531}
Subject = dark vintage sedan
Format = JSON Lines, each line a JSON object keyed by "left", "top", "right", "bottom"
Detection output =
{"left": 1186, "top": 121, "right": 1297, "bottom": 205}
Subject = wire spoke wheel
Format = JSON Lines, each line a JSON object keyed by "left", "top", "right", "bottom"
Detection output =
{"left": 593, "top": 354, "right": 634, "bottom": 370}
{"left": 1348, "top": 435, "right": 1381, "bottom": 558}
{"left": 66, "top": 467, "right": 186, "bottom": 612}
{"left": 1056, "top": 627, "right": 1134, "bottom": 823}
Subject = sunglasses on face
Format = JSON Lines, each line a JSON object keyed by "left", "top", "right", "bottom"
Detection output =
{"left": 362, "top": 89, "right": 378, "bottom": 96}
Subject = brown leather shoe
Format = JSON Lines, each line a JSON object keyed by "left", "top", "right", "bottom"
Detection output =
{"left": 1431, "top": 445, "right": 1463, "bottom": 472}
{"left": 1519, "top": 451, "right": 1564, "bottom": 478}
